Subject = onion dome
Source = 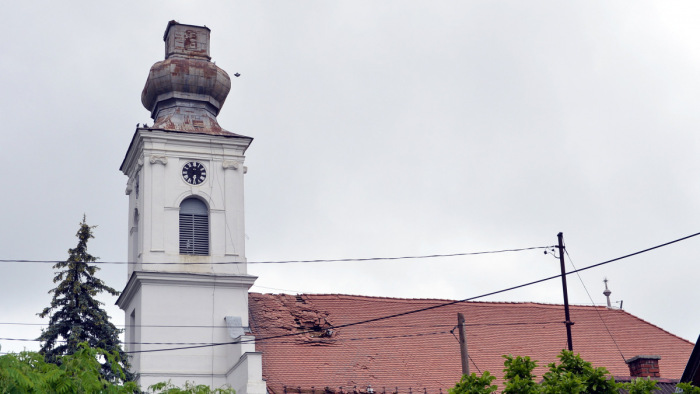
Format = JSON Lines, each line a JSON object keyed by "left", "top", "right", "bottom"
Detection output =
{"left": 141, "top": 21, "right": 236, "bottom": 136}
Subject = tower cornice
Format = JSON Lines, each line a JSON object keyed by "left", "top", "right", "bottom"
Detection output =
{"left": 117, "top": 270, "right": 258, "bottom": 310}
{"left": 120, "top": 127, "right": 253, "bottom": 175}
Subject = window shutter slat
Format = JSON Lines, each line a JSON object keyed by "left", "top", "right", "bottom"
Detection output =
{"left": 179, "top": 199, "right": 209, "bottom": 256}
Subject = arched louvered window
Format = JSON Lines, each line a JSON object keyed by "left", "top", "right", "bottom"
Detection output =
{"left": 179, "top": 198, "right": 209, "bottom": 255}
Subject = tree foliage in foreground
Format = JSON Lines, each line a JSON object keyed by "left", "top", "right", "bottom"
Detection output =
{"left": 0, "top": 343, "right": 137, "bottom": 393}
{"left": 0, "top": 344, "right": 235, "bottom": 393}
{"left": 449, "top": 349, "right": 700, "bottom": 394}
{"left": 148, "top": 380, "right": 235, "bottom": 393}
{"left": 37, "top": 217, "right": 131, "bottom": 382}
{"left": 677, "top": 383, "right": 700, "bottom": 394}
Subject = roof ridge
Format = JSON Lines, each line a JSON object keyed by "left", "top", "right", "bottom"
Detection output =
{"left": 249, "top": 292, "right": 616, "bottom": 309}
{"left": 612, "top": 308, "right": 695, "bottom": 346}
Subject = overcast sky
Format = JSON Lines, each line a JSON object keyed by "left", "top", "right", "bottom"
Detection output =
{"left": 2, "top": 1, "right": 700, "bottom": 355}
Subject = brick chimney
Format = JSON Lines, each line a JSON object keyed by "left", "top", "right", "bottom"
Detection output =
{"left": 626, "top": 355, "right": 661, "bottom": 378}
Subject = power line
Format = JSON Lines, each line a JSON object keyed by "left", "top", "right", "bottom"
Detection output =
{"left": 262, "top": 330, "right": 452, "bottom": 344}
{"left": 0, "top": 245, "right": 553, "bottom": 266}
{"left": 0, "top": 330, "right": 453, "bottom": 346}
{"left": 5, "top": 231, "right": 698, "bottom": 354}
{"left": 0, "top": 320, "right": 564, "bottom": 330}
{"left": 123, "top": 230, "right": 700, "bottom": 354}
{"left": 251, "top": 284, "right": 304, "bottom": 293}
{"left": 0, "top": 321, "right": 566, "bottom": 352}
{"left": 564, "top": 249, "right": 626, "bottom": 362}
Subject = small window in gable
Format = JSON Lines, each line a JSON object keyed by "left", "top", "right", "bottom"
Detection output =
{"left": 179, "top": 198, "right": 209, "bottom": 255}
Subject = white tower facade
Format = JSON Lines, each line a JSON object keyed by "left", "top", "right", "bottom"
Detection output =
{"left": 117, "top": 22, "right": 265, "bottom": 394}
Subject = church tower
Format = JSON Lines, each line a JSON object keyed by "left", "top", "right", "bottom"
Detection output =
{"left": 117, "top": 21, "right": 265, "bottom": 393}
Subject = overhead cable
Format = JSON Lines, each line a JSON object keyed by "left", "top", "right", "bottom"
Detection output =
{"left": 0, "top": 320, "right": 561, "bottom": 330}
{"left": 1, "top": 330, "right": 453, "bottom": 347}
{"left": 123, "top": 230, "right": 700, "bottom": 354}
{"left": 564, "top": 249, "right": 626, "bottom": 362}
{"left": 0, "top": 245, "right": 553, "bottom": 265}
{"left": 6, "top": 231, "right": 698, "bottom": 354}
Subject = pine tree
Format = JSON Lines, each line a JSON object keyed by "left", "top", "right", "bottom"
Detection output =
{"left": 38, "top": 217, "right": 132, "bottom": 382}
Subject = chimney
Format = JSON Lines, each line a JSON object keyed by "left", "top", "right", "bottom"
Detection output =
{"left": 626, "top": 355, "right": 661, "bottom": 378}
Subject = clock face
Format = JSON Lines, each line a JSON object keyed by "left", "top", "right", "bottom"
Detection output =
{"left": 182, "top": 161, "right": 207, "bottom": 185}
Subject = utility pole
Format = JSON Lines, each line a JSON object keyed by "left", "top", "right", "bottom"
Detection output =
{"left": 457, "top": 313, "right": 470, "bottom": 376}
{"left": 557, "top": 232, "right": 574, "bottom": 351}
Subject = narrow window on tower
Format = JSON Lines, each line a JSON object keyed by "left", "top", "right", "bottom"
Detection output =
{"left": 179, "top": 198, "right": 209, "bottom": 255}
{"left": 128, "top": 309, "right": 136, "bottom": 353}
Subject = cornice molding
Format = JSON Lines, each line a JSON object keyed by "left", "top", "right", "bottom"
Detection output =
{"left": 117, "top": 270, "right": 257, "bottom": 309}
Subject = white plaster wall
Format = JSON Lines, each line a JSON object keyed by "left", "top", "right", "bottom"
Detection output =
{"left": 117, "top": 271, "right": 258, "bottom": 390}
{"left": 121, "top": 129, "right": 250, "bottom": 276}
{"left": 123, "top": 289, "right": 142, "bottom": 374}
{"left": 226, "top": 352, "right": 266, "bottom": 394}
{"left": 119, "top": 129, "right": 262, "bottom": 392}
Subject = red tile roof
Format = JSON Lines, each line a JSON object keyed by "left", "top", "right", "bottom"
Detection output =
{"left": 248, "top": 293, "right": 693, "bottom": 393}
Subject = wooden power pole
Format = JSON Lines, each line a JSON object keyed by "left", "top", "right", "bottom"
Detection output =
{"left": 557, "top": 232, "right": 574, "bottom": 351}
{"left": 457, "top": 312, "right": 470, "bottom": 375}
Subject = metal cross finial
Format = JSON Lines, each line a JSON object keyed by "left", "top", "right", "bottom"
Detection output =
{"left": 603, "top": 278, "right": 612, "bottom": 308}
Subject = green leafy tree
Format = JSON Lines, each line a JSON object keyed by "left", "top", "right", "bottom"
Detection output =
{"left": 540, "top": 350, "right": 618, "bottom": 394}
{"left": 449, "top": 349, "right": 693, "bottom": 394}
{"left": 448, "top": 371, "right": 498, "bottom": 394}
{"left": 148, "top": 380, "right": 236, "bottom": 393}
{"left": 502, "top": 355, "right": 538, "bottom": 394}
{"left": 0, "top": 343, "right": 138, "bottom": 393}
{"left": 677, "top": 382, "right": 700, "bottom": 393}
{"left": 37, "top": 217, "right": 132, "bottom": 382}
{"left": 623, "top": 377, "right": 658, "bottom": 394}
{"left": 0, "top": 344, "right": 234, "bottom": 393}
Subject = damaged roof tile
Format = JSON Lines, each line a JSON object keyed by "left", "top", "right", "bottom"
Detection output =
{"left": 248, "top": 293, "right": 693, "bottom": 393}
